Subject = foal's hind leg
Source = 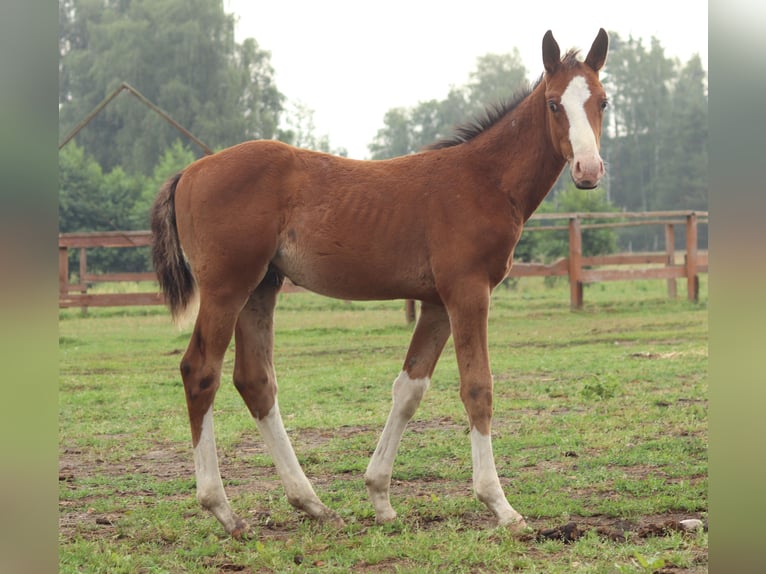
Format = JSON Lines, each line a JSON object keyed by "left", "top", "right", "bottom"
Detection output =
{"left": 180, "top": 295, "right": 248, "bottom": 537}
{"left": 365, "top": 301, "right": 452, "bottom": 523}
{"left": 233, "top": 282, "right": 343, "bottom": 526}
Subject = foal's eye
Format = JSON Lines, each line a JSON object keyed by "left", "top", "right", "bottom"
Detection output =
{"left": 548, "top": 101, "right": 559, "bottom": 113}
{"left": 600, "top": 99, "right": 609, "bottom": 111}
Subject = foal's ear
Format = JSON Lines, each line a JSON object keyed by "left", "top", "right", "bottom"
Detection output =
{"left": 585, "top": 28, "right": 609, "bottom": 72}
{"left": 542, "top": 30, "right": 560, "bottom": 74}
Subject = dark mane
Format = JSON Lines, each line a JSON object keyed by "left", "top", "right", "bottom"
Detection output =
{"left": 424, "top": 77, "right": 541, "bottom": 151}
{"left": 561, "top": 48, "right": 582, "bottom": 69}
{"left": 424, "top": 49, "right": 581, "bottom": 151}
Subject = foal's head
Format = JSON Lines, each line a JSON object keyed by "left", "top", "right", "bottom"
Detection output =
{"left": 542, "top": 29, "right": 609, "bottom": 189}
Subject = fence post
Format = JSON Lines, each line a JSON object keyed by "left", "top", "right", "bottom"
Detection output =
{"left": 59, "top": 246, "right": 69, "bottom": 300}
{"left": 405, "top": 300, "right": 417, "bottom": 324}
{"left": 665, "top": 223, "right": 677, "bottom": 299}
{"left": 568, "top": 216, "right": 583, "bottom": 309}
{"left": 79, "top": 247, "right": 89, "bottom": 314}
{"left": 685, "top": 213, "right": 699, "bottom": 302}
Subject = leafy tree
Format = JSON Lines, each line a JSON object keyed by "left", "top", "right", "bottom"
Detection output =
{"left": 59, "top": 142, "right": 107, "bottom": 233}
{"left": 58, "top": 0, "right": 292, "bottom": 274}
{"left": 602, "top": 34, "right": 676, "bottom": 212}
{"left": 368, "top": 107, "right": 418, "bottom": 159}
{"left": 516, "top": 185, "right": 618, "bottom": 264}
{"left": 655, "top": 54, "right": 708, "bottom": 212}
{"left": 600, "top": 33, "right": 708, "bottom": 248}
{"left": 278, "top": 100, "right": 347, "bottom": 156}
{"left": 59, "top": 0, "right": 284, "bottom": 176}
{"left": 59, "top": 142, "right": 149, "bottom": 273}
{"left": 59, "top": 142, "right": 144, "bottom": 233}
{"left": 465, "top": 50, "right": 528, "bottom": 112}
{"left": 551, "top": 186, "right": 618, "bottom": 257}
{"left": 369, "top": 52, "right": 527, "bottom": 159}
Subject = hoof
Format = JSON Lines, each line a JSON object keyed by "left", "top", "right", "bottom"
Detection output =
{"left": 499, "top": 516, "right": 529, "bottom": 533}
{"left": 319, "top": 510, "right": 346, "bottom": 529}
{"left": 229, "top": 520, "right": 250, "bottom": 540}
{"left": 374, "top": 509, "right": 397, "bottom": 524}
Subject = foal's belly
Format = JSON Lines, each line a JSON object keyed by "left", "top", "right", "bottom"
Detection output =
{"left": 272, "top": 237, "right": 436, "bottom": 302}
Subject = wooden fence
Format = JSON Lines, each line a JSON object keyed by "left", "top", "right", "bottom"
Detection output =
{"left": 511, "top": 210, "right": 708, "bottom": 309}
{"left": 59, "top": 211, "right": 707, "bottom": 317}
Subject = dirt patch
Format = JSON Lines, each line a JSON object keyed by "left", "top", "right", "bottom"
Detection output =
{"left": 530, "top": 513, "right": 706, "bottom": 544}
{"left": 60, "top": 440, "right": 193, "bottom": 485}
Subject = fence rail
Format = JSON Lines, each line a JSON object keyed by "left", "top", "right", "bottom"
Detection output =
{"left": 510, "top": 211, "right": 708, "bottom": 309}
{"left": 59, "top": 211, "right": 708, "bottom": 316}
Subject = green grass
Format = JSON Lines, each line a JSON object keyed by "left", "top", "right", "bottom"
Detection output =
{"left": 59, "top": 277, "right": 707, "bottom": 572}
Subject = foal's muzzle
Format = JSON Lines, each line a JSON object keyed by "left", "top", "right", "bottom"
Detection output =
{"left": 570, "top": 154, "right": 605, "bottom": 189}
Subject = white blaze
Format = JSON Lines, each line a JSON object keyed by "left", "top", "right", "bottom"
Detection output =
{"left": 560, "top": 75, "right": 598, "bottom": 159}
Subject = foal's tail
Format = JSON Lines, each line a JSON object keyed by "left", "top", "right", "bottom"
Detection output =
{"left": 150, "top": 172, "right": 197, "bottom": 322}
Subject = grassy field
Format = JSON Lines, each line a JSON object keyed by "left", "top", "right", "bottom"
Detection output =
{"left": 59, "top": 277, "right": 707, "bottom": 573}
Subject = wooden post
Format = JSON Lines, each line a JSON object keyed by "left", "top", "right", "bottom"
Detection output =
{"left": 405, "top": 300, "right": 417, "bottom": 324}
{"left": 685, "top": 213, "right": 699, "bottom": 302}
{"left": 665, "top": 223, "right": 677, "bottom": 299}
{"left": 79, "top": 248, "right": 88, "bottom": 292}
{"left": 58, "top": 246, "right": 69, "bottom": 300}
{"left": 568, "top": 217, "right": 584, "bottom": 309}
{"left": 79, "top": 247, "right": 89, "bottom": 314}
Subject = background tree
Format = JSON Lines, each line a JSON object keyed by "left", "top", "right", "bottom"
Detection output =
{"left": 600, "top": 33, "right": 708, "bottom": 249}
{"left": 368, "top": 107, "right": 419, "bottom": 158}
{"left": 368, "top": 52, "right": 528, "bottom": 158}
{"left": 59, "top": 0, "right": 284, "bottom": 176}
{"left": 59, "top": 0, "right": 294, "bottom": 273}
{"left": 465, "top": 50, "right": 529, "bottom": 112}
{"left": 277, "top": 100, "right": 348, "bottom": 156}
{"left": 59, "top": 142, "right": 148, "bottom": 272}
{"left": 654, "top": 54, "right": 708, "bottom": 212}
{"left": 515, "top": 185, "right": 618, "bottom": 266}
{"left": 603, "top": 35, "right": 675, "bottom": 213}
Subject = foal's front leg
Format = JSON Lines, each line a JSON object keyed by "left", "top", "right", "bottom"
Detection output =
{"left": 447, "top": 289, "right": 527, "bottom": 530}
{"left": 234, "top": 287, "right": 343, "bottom": 526}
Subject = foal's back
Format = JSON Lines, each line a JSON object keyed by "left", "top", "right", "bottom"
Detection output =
{"left": 174, "top": 140, "right": 516, "bottom": 302}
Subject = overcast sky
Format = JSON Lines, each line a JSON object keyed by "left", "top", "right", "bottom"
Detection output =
{"left": 225, "top": 1, "right": 708, "bottom": 159}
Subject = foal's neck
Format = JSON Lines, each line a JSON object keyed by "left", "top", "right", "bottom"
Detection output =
{"left": 472, "top": 80, "right": 567, "bottom": 222}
